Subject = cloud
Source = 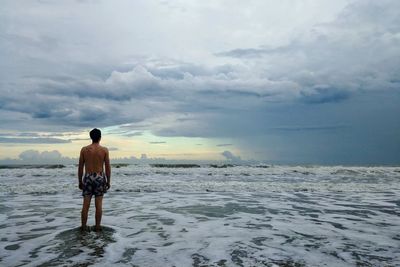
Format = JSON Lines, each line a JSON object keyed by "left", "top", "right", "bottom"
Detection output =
{"left": 0, "top": 137, "right": 71, "bottom": 144}
{"left": 69, "top": 138, "right": 89, "bottom": 141}
{"left": 2, "top": 0, "right": 399, "bottom": 131}
{"left": 124, "top": 132, "right": 143, "bottom": 137}
{"left": 221, "top": 150, "right": 241, "bottom": 162}
{"left": 15, "top": 150, "right": 75, "bottom": 164}
{"left": 299, "top": 87, "right": 350, "bottom": 104}
{"left": 216, "top": 143, "right": 233, "bottom": 147}
{"left": 149, "top": 141, "right": 167, "bottom": 144}
{"left": 216, "top": 1, "right": 400, "bottom": 102}
{"left": 269, "top": 125, "right": 347, "bottom": 132}
{"left": 3, "top": 0, "right": 399, "bottom": 132}
{"left": 108, "top": 147, "right": 119, "bottom": 151}
{"left": 215, "top": 47, "right": 289, "bottom": 58}
{"left": 0, "top": 132, "right": 40, "bottom": 137}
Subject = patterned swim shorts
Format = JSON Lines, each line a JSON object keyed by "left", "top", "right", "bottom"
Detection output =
{"left": 82, "top": 172, "right": 108, "bottom": 197}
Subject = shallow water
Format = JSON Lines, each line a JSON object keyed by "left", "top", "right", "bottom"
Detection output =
{"left": 0, "top": 164, "right": 399, "bottom": 266}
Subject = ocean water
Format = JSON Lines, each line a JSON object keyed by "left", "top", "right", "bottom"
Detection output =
{"left": 0, "top": 164, "right": 399, "bottom": 267}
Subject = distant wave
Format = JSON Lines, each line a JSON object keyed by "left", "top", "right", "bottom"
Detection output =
{"left": 112, "top": 163, "right": 130, "bottom": 168}
{"left": 0, "top": 164, "right": 65, "bottom": 169}
{"left": 331, "top": 169, "right": 360, "bottom": 175}
{"left": 210, "top": 164, "right": 236, "bottom": 168}
{"left": 150, "top": 164, "right": 201, "bottom": 168}
{"left": 0, "top": 164, "right": 399, "bottom": 196}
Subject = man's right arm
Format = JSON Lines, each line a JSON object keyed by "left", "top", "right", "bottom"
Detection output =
{"left": 78, "top": 148, "right": 84, "bottom": 190}
{"left": 105, "top": 148, "right": 111, "bottom": 189}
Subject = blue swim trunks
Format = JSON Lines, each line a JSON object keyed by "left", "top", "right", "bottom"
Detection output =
{"left": 82, "top": 172, "right": 108, "bottom": 197}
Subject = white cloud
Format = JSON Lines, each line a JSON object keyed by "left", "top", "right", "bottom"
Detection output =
{"left": 221, "top": 150, "right": 241, "bottom": 162}
{"left": 18, "top": 150, "right": 69, "bottom": 163}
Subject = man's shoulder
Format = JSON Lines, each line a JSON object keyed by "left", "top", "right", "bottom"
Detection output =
{"left": 81, "top": 145, "right": 90, "bottom": 151}
{"left": 100, "top": 145, "right": 109, "bottom": 152}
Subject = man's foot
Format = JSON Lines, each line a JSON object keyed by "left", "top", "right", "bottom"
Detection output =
{"left": 95, "top": 225, "right": 102, "bottom": 232}
{"left": 80, "top": 225, "right": 89, "bottom": 232}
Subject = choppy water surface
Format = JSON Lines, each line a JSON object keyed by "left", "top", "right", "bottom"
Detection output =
{"left": 0, "top": 164, "right": 399, "bottom": 266}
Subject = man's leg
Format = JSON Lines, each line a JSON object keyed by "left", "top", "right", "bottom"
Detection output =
{"left": 81, "top": 195, "right": 92, "bottom": 230}
{"left": 94, "top": 196, "right": 103, "bottom": 231}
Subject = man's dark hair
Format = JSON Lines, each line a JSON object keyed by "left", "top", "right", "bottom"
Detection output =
{"left": 90, "top": 128, "right": 101, "bottom": 143}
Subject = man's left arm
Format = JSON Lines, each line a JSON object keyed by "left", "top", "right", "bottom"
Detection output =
{"left": 105, "top": 148, "right": 111, "bottom": 189}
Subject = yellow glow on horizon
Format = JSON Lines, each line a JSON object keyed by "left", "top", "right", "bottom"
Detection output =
{"left": 0, "top": 129, "right": 240, "bottom": 161}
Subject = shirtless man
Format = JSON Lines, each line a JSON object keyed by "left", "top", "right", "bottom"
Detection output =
{"left": 78, "top": 128, "right": 111, "bottom": 231}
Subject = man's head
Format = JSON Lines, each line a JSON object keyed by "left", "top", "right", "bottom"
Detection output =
{"left": 90, "top": 128, "right": 101, "bottom": 143}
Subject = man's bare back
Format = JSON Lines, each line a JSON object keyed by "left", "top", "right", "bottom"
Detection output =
{"left": 80, "top": 143, "right": 109, "bottom": 173}
{"left": 78, "top": 143, "right": 111, "bottom": 188}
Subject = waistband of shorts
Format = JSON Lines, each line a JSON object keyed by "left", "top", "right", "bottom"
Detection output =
{"left": 84, "top": 172, "right": 104, "bottom": 176}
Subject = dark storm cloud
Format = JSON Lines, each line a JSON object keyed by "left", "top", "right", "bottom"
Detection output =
{"left": 216, "top": 1, "right": 400, "bottom": 105}
{"left": 299, "top": 88, "right": 351, "bottom": 104}
{"left": 3, "top": 0, "right": 396, "bottom": 133}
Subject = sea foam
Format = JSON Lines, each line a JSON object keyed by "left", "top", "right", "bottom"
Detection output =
{"left": 0, "top": 164, "right": 399, "bottom": 266}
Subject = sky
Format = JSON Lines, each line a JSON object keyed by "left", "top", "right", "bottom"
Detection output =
{"left": 0, "top": 0, "right": 399, "bottom": 165}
